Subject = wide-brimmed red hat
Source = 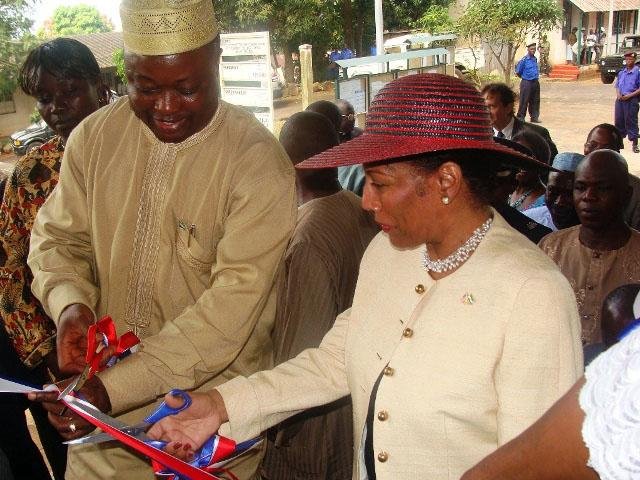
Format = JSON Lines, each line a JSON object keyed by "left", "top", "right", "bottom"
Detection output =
{"left": 297, "top": 73, "right": 549, "bottom": 171}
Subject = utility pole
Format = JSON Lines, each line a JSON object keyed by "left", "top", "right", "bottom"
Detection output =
{"left": 375, "top": 0, "right": 384, "bottom": 72}
{"left": 299, "top": 44, "right": 313, "bottom": 110}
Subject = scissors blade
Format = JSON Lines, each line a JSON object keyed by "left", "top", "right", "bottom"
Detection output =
{"left": 64, "top": 425, "right": 149, "bottom": 445}
{"left": 62, "top": 395, "right": 154, "bottom": 445}
{"left": 64, "top": 389, "right": 192, "bottom": 446}
{"left": 62, "top": 394, "right": 130, "bottom": 430}
{"left": 64, "top": 431, "right": 115, "bottom": 445}
{"left": 57, "top": 365, "right": 90, "bottom": 400}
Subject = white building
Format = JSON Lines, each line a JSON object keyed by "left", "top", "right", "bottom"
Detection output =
{"left": 449, "top": 0, "right": 638, "bottom": 74}
{"left": 548, "top": 0, "right": 639, "bottom": 66}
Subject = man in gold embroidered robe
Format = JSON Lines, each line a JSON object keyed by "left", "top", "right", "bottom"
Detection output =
{"left": 26, "top": 1, "right": 296, "bottom": 479}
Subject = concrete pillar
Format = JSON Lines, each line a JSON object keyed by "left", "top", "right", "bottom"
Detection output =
{"left": 607, "top": 0, "right": 614, "bottom": 55}
{"left": 299, "top": 44, "right": 313, "bottom": 110}
{"left": 374, "top": 0, "right": 384, "bottom": 55}
{"left": 374, "top": 0, "right": 384, "bottom": 73}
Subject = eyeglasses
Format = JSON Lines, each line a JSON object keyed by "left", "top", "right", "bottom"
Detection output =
{"left": 584, "top": 141, "right": 615, "bottom": 151}
{"left": 341, "top": 113, "right": 356, "bottom": 120}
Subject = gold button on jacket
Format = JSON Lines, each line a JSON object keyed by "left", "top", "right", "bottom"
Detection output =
{"left": 377, "top": 451, "right": 389, "bottom": 463}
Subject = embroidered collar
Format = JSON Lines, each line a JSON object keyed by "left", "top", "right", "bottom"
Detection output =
{"left": 140, "top": 101, "right": 228, "bottom": 151}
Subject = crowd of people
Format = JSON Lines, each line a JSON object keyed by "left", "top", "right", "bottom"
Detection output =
{"left": 0, "top": 1, "right": 639, "bottom": 480}
{"left": 566, "top": 27, "right": 607, "bottom": 66}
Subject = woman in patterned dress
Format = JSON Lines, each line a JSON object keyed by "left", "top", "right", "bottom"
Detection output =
{"left": 0, "top": 38, "right": 108, "bottom": 480}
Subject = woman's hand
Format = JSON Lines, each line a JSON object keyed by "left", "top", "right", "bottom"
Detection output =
{"left": 147, "top": 389, "right": 229, "bottom": 460}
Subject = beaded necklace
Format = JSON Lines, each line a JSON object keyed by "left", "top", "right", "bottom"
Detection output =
{"left": 509, "top": 190, "right": 532, "bottom": 209}
{"left": 421, "top": 217, "right": 493, "bottom": 273}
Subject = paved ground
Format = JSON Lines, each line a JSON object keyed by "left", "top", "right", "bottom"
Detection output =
{"left": 536, "top": 77, "right": 640, "bottom": 174}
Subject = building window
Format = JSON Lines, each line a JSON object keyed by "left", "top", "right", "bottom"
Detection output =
{"left": 613, "top": 10, "right": 637, "bottom": 34}
{"left": 0, "top": 92, "right": 16, "bottom": 115}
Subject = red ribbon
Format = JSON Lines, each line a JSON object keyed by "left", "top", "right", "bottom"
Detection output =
{"left": 62, "top": 396, "right": 220, "bottom": 480}
{"left": 86, "top": 316, "right": 140, "bottom": 378}
{"left": 151, "top": 434, "right": 240, "bottom": 480}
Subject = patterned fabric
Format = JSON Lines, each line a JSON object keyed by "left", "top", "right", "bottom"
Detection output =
{"left": 0, "top": 136, "right": 62, "bottom": 368}
{"left": 580, "top": 325, "right": 640, "bottom": 479}
{"left": 539, "top": 226, "right": 640, "bottom": 345}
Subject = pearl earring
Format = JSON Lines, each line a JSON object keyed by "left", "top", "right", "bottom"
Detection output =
{"left": 442, "top": 196, "right": 450, "bottom": 205}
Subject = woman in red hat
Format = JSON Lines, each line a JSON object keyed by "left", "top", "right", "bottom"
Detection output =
{"left": 148, "top": 74, "right": 583, "bottom": 479}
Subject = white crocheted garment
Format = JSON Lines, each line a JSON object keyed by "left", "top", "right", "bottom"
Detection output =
{"left": 580, "top": 326, "right": 640, "bottom": 479}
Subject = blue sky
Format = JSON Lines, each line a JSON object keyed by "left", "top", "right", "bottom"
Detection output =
{"left": 32, "top": 0, "right": 122, "bottom": 32}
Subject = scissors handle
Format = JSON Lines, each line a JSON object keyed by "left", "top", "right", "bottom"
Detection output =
{"left": 145, "top": 389, "right": 192, "bottom": 424}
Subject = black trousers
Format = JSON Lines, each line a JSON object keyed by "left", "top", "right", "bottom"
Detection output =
{"left": 517, "top": 78, "right": 540, "bottom": 122}
{"left": 0, "top": 327, "right": 67, "bottom": 480}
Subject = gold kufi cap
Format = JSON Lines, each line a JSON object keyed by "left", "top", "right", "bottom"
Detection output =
{"left": 120, "top": 0, "right": 219, "bottom": 56}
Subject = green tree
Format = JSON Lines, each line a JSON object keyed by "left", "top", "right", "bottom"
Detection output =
{"left": 214, "top": 0, "right": 342, "bottom": 81}
{"left": 384, "top": 0, "right": 448, "bottom": 32}
{"left": 457, "top": 0, "right": 562, "bottom": 83}
{"left": 0, "top": 0, "right": 38, "bottom": 100}
{"left": 113, "top": 48, "right": 126, "bottom": 85}
{"left": 416, "top": 4, "right": 454, "bottom": 34}
{"left": 46, "top": 4, "right": 113, "bottom": 36}
{"left": 212, "top": 0, "right": 444, "bottom": 82}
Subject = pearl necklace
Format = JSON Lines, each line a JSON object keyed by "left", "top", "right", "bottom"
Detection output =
{"left": 421, "top": 217, "right": 493, "bottom": 273}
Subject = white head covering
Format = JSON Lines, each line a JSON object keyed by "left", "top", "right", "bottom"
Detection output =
{"left": 552, "top": 152, "right": 584, "bottom": 172}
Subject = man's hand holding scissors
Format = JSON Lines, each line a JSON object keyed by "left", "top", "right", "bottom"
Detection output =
{"left": 28, "top": 309, "right": 139, "bottom": 440}
{"left": 56, "top": 303, "right": 99, "bottom": 375}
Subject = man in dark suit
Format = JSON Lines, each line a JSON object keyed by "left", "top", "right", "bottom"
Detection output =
{"left": 482, "top": 82, "right": 558, "bottom": 160}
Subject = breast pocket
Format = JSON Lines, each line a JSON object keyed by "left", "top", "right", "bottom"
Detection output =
{"left": 169, "top": 222, "right": 216, "bottom": 311}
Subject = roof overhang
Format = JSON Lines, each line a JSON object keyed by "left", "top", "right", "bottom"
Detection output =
{"left": 568, "top": 0, "right": 639, "bottom": 13}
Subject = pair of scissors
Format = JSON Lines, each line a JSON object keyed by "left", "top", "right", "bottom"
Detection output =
{"left": 66, "top": 389, "right": 192, "bottom": 446}
{"left": 58, "top": 316, "right": 140, "bottom": 400}
{"left": 59, "top": 391, "right": 222, "bottom": 480}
